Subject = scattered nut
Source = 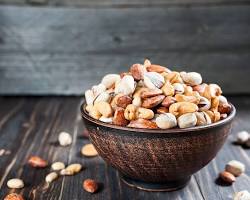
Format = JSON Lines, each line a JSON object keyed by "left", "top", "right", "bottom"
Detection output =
{"left": 7, "top": 179, "right": 24, "bottom": 189}
{"left": 51, "top": 162, "right": 65, "bottom": 171}
{"left": 81, "top": 144, "right": 98, "bottom": 157}
{"left": 60, "top": 163, "right": 82, "bottom": 175}
{"left": 177, "top": 113, "right": 197, "bottom": 128}
{"left": 219, "top": 171, "right": 236, "bottom": 184}
{"left": 45, "top": 172, "right": 58, "bottom": 183}
{"left": 112, "top": 107, "right": 129, "bottom": 126}
{"left": 156, "top": 113, "right": 177, "bottom": 129}
{"left": 128, "top": 119, "right": 158, "bottom": 129}
{"left": 225, "top": 160, "right": 245, "bottom": 176}
{"left": 28, "top": 156, "right": 48, "bottom": 168}
{"left": 83, "top": 179, "right": 98, "bottom": 193}
{"left": 4, "top": 193, "right": 24, "bottom": 200}
{"left": 236, "top": 131, "right": 249, "bottom": 144}
{"left": 58, "top": 131, "right": 72, "bottom": 146}
{"left": 233, "top": 190, "right": 250, "bottom": 200}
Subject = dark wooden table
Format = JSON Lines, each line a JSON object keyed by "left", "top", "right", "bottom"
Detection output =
{"left": 0, "top": 96, "right": 249, "bottom": 200}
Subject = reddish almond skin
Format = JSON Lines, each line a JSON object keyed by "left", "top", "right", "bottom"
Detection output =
{"left": 147, "top": 65, "right": 168, "bottom": 73}
{"left": 116, "top": 95, "right": 132, "bottom": 108}
{"left": 112, "top": 108, "right": 129, "bottom": 126}
{"left": 219, "top": 171, "right": 236, "bottom": 183}
{"left": 128, "top": 119, "right": 158, "bottom": 129}
{"left": 130, "top": 64, "right": 144, "bottom": 80}
{"left": 4, "top": 193, "right": 24, "bottom": 200}
{"left": 28, "top": 156, "right": 48, "bottom": 168}
{"left": 83, "top": 179, "right": 98, "bottom": 193}
{"left": 162, "top": 96, "right": 176, "bottom": 108}
{"left": 157, "top": 107, "right": 169, "bottom": 114}
{"left": 142, "top": 95, "right": 165, "bottom": 109}
{"left": 218, "top": 103, "right": 231, "bottom": 114}
{"left": 141, "top": 90, "right": 163, "bottom": 99}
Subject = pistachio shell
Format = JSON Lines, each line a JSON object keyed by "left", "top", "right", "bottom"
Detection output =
{"left": 101, "top": 74, "right": 121, "bottom": 89}
{"left": 144, "top": 72, "right": 165, "bottom": 89}
{"left": 115, "top": 75, "right": 135, "bottom": 95}
{"left": 195, "top": 112, "right": 211, "bottom": 126}
{"left": 180, "top": 72, "right": 202, "bottom": 86}
{"left": 94, "top": 92, "right": 111, "bottom": 104}
{"left": 198, "top": 96, "right": 211, "bottom": 111}
{"left": 156, "top": 113, "right": 177, "bottom": 129}
{"left": 173, "top": 83, "right": 185, "bottom": 94}
{"left": 92, "top": 84, "right": 106, "bottom": 97}
{"left": 177, "top": 113, "right": 197, "bottom": 128}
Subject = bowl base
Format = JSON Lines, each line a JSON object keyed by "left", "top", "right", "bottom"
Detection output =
{"left": 120, "top": 174, "right": 191, "bottom": 192}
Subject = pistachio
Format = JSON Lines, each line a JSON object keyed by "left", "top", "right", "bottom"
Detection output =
{"left": 193, "top": 83, "right": 207, "bottom": 95}
{"left": 142, "top": 95, "right": 165, "bottom": 109}
{"left": 177, "top": 113, "right": 197, "bottom": 128}
{"left": 136, "top": 107, "right": 154, "bottom": 119}
{"left": 94, "top": 101, "right": 113, "bottom": 118}
{"left": 173, "top": 83, "right": 185, "bottom": 94}
{"left": 101, "top": 74, "right": 121, "bottom": 89}
{"left": 195, "top": 112, "right": 211, "bottom": 126}
{"left": 99, "top": 116, "right": 113, "bottom": 123}
{"left": 161, "top": 81, "right": 175, "bottom": 96}
{"left": 175, "top": 94, "right": 199, "bottom": 104}
{"left": 219, "top": 171, "right": 236, "bottom": 184}
{"left": 128, "top": 119, "right": 157, "bottom": 129}
{"left": 236, "top": 131, "right": 249, "bottom": 144}
{"left": 115, "top": 75, "right": 135, "bottom": 95}
{"left": 169, "top": 102, "right": 198, "bottom": 116}
{"left": 92, "top": 83, "right": 106, "bottom": 97}
{"left": 225, "top": 160, "right": 245, "bottom": 176}
{"left": 144, "top": 72, "right": 165, "bottom": 89}
{"left": 165, "top": 72, "right": 183, "bottom": 83}
{"left": 130, "top": 63, "right": 145, "bottom": 81}
{"left": 233, "top": 190, "right": 250, "bottom": 200}
{"left": 7, "top": 179, "right": 24, "bottom": 189}
{"left": 198, "top": 96, "right": 211, "bottom": 111}
{"left": 147, "top": 65, "right": 168, "bottom": 73}
{"left": 113, "top": 107, "right": 129, "bottom": 126}
{"left": 85, "top": 90, "right": 95, "bottom": 105}
{"left": 45, "top": 172, "right": 58, "bottom": 183}
{"left": 218, "top": 95, "right": 228, "bottom": 105}
{"left": 124, "top": 104, "right": 137, "bottom": 121}
{"left": 141, "top": 89, "right": 163, "bottom": 99}
{"left": 156, "top": 113, "right": 177, "bottom": 129}
{"left": 180, "top": 72, "right": 202, "bottom": 86}
{"left": 162, "top": 96, "right": 176, "bottom": 108}
{"left": 94, "top": 92, "right": 111, "bottom": 104}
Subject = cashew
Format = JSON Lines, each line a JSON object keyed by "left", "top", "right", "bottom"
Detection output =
{"left": 45, "top": 172, "right": 58, "bottom": 183}
{"left": 169, "top": 102, "right": 198, "bottom": 116}
{"left": 161, "top": 81, "right": 175, "bottom": 96}
{"left": 175, "top": 94, "right": 199, "bottom": 104}
{"left": 165, "top": 72, "right": 183, "bottom": 83}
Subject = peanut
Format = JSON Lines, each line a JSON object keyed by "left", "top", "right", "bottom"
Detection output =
{"left": 83, "top": 179, "right": 98, "bottom": 193}
{"left": 219, "top": 171, "right": 236, "bottom": 184}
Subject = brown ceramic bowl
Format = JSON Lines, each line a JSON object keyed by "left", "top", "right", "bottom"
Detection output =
{"left": 81, "top": 101, "right": 236, "bottom": 192}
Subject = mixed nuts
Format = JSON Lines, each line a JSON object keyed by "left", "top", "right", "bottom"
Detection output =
{"left": 84, "top": 59, "right": 231, "bottom": 129}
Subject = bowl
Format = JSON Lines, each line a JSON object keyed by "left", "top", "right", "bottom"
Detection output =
{"left": 81, "top": 101, "right": 236, "bottom": 192}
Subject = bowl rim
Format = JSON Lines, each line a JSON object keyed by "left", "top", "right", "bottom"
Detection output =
{"left": 81, "top": 100, "right": 236, "bottom": 134}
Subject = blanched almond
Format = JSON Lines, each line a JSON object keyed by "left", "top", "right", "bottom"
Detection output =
{"left": 7, "top": 179, "right": 24, "bottom": 189}
{"left": 81, "top": 144, "right": 98, "bottom": 157}
{"left": 142, "top": 95, "right": 165, "bottom": 109}
{"left": 128, "top": 119, "right": 157, "bottom": 129}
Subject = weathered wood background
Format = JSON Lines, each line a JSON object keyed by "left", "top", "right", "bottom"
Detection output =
{"left": 0, "top": 1, "right": 250, "bottom": 95}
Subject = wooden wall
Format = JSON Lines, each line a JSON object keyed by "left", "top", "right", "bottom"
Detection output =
{"left": 0, "top": 1, "right": 250, "bottom": 95}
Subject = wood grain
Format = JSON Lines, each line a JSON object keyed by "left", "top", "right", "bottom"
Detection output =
{"left": 0, "top": 5, "right": 250, "bottom": 95}
{"left": 0, "top": 96, "right": 249, "bottom": 199}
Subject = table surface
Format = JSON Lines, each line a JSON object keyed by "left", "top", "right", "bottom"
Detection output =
{"left": 0, "top": 96, "right": 249, "bottom": 200}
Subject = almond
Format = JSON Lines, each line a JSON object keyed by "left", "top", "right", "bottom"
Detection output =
{"left": 147, "top": 65, "right": 168, "bottom": 73}
{"left": 162, "top": 96, "right": 176, "bottom": 108}
{"left": 28, "top": 156, "right": 48, "bottom": 168}
{"left": 219, "top": 171, "right": 236, "bottom": 184}
{"left": 116, "top": 95, "right": 132, "bottom": 108}
{"left": 141, "top": 89, "right": 163, "bottom": 99}
{"left": 83, "top": 179, "right": 98, "bottom": 193}
{"left": 128, "top": 119, "right": 157, "bottom": 129}
{"left": 142, "top": 95, "right": 165, "bottom": 109}
{"left": 156, "top": 106, "right": 169, "bottom": 114}
{"left": 4, "top": 193, "right": 24, "bottom": 200}
{"left": 218, "top": 103, "right": 231, "bottom": 114}
{"left": 112, "top": 107, "right": 129, "bottom": 126}
{"left": 130, "top": 64, "right": 145, "bottom": 81}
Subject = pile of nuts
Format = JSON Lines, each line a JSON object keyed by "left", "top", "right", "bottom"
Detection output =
{"left": 219, "top": 160, "right": 245, "bottom": 184}
{"left": 85, "top": 59, "right": 231, "bottom": 129}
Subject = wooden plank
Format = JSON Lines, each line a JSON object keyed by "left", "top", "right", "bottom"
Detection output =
{"left": 0, "top": 5, "right": 250, "bottom": 95}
